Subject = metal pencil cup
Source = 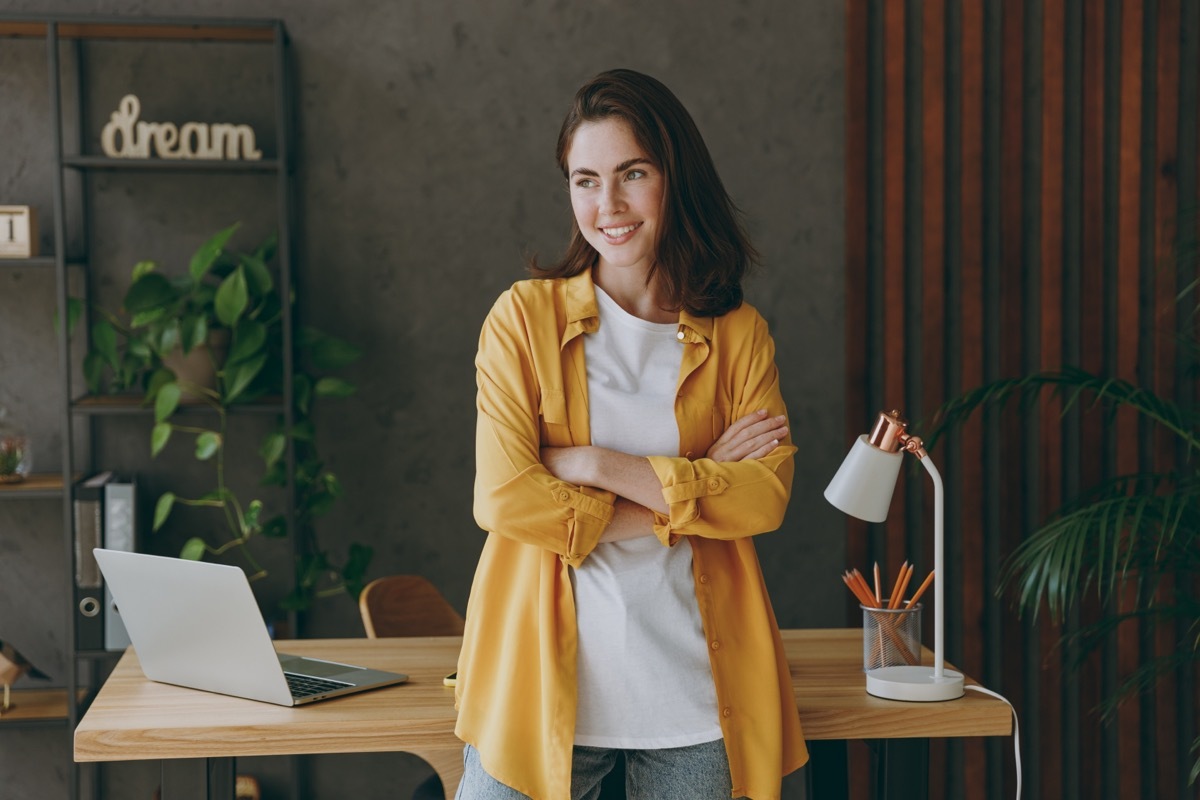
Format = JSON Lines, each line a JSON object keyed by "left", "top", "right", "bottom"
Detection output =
{"left": 861, "top": 603, "right": 922, "bottom": 671}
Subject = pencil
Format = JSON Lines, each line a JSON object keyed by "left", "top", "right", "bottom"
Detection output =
{"left": 893, "top": 563, "right": 915, "bottom": 608}
{"left": 905, "top": 570, "right": 935, "bottom": 607}
{"left": 847, "top": 571, "right": 876, "bottom": 607}
{"left": 851, "top": 569, "right": 876, "bottom": 607}
{"left": 842, "top": 573, "right": 875, "bottom": 607}
{"left": 887, "top": 561, "right": 908, "bottom": 609}
{"left": 873, "top": 562, "right": 882, "bottom": 606}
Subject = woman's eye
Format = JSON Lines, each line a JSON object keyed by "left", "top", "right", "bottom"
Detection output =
{"left": 575, "top": 178, "right": 596, "bottom": 188}
{"left": 625, "top": 169, "right": 645, "bottom": 181}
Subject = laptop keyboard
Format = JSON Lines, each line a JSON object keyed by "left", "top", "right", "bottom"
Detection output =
{"left": 285, "top": 672, "right": 353, "bottom": 698}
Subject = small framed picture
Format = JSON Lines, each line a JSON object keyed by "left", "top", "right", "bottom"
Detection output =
{"left": 0, "top": 206, "right": 38, "bottom": 258}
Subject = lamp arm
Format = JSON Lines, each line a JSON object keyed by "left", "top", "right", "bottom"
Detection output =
{"left": 918, "top": 454, "right": 946, "bottom": 679}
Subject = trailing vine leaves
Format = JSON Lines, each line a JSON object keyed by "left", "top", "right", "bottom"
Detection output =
{"left": 70, "top": 223, "right": 372, "bottom": 610}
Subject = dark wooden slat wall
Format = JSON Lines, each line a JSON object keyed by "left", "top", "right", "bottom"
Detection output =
{"left": 1152, "top": 4, "right": 1184, "bottom": 796}
{"left": 842, "top": 1, "right": 1199, "bottom": 797}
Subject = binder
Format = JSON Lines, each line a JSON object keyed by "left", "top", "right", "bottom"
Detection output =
{"left": 73, "top": 471, "right": 112, "bottom": 651}
{"left": 102, "top": 476, "right": 137, "bottom": 651}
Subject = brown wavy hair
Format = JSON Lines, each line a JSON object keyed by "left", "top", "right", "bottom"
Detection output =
{"left": 530, "top": 69, "right": 757, "bottom": 318}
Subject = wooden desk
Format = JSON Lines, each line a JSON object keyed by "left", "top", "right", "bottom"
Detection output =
{"left": 74, "top": 630, "right": 1011, "bottom": 799}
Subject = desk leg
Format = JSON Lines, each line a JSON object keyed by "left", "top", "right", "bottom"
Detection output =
{"left": 806, "top": 740, "right": 849, "bottom": 798}
{"left": 410, "top": 745, "right": 465, "bottom": 798}
{"left": 868, "top": 739, "right": 928, "bottom": 800}
{"left": 161, "top": 758, "right": 235, "bottom": 800}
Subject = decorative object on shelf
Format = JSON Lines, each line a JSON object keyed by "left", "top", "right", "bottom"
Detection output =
{"left": 159, "top": 328, "right": 230, "bottom": 399}
{"left": 0, "top": 205, "right": 37, "bottom": 258}
{"left": 825, "top": 409, "right": 965, "bottom": 702}
{"left": 0, "top": 639, "right": 50, "bottom": 715}
{"left": 100, "top": 94, "right": 263, "bottom": 161}
{"left": 0, "top": 407, "right": 31, "bottom": 483}
{"left": 69, "top": 223, "right": 371, "bottom": 610}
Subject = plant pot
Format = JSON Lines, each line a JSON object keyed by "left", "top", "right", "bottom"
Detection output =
{"left": 161, "top": 330, "right": 230, "bottom": 399}
{"left": 0, "top": 408, "right": 31, "bottom": 483}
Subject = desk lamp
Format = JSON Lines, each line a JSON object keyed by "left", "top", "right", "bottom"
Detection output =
{"left": 824, "top": 410, "right": 964, "bottom": 702}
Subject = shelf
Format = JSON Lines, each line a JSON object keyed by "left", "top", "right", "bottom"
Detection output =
{"left": 0, "top": 256, "right": 86, "bottom": 268}
{"left": 0, "top": 256, "right": 54, "bottom": 267}
{"left": 72, "top": 394, "right": 285, "bottom": 415}
{"left": 63, "top": 156, "right": 281, "bottom": 173}
{"left": 0, "top": 689, "right": 87, "bottom": 728}
{"left": 2, "top": 13, "right": 296, "bottom": 797}
{"left": 0, "top": 473, "right": 80, "bottom": 499}
{"left": 75, "top": 649, "right": 125, "bottom": 661}
{"left": 0, "top": 17, "right": 278, "bottom": 42}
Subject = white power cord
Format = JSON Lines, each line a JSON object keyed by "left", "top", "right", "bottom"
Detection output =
{"left": 963, "top": 684, "right": 1021, "bottom": 799}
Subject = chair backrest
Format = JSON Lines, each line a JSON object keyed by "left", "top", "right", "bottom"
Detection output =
{"left": 358, "top": 575, "right": 465, "bottom": 638}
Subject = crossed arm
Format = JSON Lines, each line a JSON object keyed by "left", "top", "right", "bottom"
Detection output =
{"left": 541, "top": 410, "right": 789, "bottom": 543}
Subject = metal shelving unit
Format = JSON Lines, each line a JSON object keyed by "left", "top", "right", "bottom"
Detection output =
{"left": 0, "top": 14, "right": 296, "bottom": 800}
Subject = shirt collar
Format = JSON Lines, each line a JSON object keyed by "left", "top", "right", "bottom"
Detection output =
{"left": 677, "top": 308, "right": 713, "bottom": 343}
{"left": 565, "top": 268, "right": 600, "bottom": 326}
{"left": 562, "top": 267, "right": 714, "bottom": 345}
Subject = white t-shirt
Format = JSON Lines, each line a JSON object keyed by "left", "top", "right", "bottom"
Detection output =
{"left": 571, "top": 285, "right": 722, "bottom": 749}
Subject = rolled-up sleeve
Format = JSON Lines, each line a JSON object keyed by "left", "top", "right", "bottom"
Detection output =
{"left": 646, "top": 447, "right": 795, "bottom": 544}
{"left": 473, "top": 291, "right": 614, "bottom": 567}
{"left": 646, "top": 313, "right": 795, "bottom": 544}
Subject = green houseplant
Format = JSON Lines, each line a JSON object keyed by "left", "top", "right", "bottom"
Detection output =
{"left": 930, "top": 361, "right": 1200, "bottom": 783}
{"left": 71, "top": 223, "right": 372, "bottom": 609}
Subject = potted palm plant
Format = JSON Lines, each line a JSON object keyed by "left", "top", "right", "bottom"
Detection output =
{"left": 929, "top": 338, "right": 1200, "bottom": 784}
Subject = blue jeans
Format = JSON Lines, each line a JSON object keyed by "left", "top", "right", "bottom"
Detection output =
{"left": 454, "top": 739, "right": 742, "bottom": 800}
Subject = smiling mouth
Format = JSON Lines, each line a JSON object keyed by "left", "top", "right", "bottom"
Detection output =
{"left": 600, "top": 223, "right": 641, "bottom": 238}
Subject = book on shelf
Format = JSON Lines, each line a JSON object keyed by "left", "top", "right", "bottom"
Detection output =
{"left": 102, "top": 475, "right": 137, "bottom": 652}
{"left": 73, "top": 471, "right": 113, "bottom": 651}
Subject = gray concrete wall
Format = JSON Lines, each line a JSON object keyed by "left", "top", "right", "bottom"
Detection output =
{"left": 0, "top": 1, "right": 845, "bottom": 797}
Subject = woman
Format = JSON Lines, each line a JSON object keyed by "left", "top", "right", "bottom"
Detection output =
{"left": 455, "top": 69, "right": 807, "bottom": 800}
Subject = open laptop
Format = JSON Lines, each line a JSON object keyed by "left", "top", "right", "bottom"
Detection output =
{"left": 93, "top": 548, "right": 408, "bottom": 706}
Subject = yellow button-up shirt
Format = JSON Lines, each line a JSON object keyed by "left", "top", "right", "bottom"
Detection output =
{"left": 456, "top": 269, "right": 808, "bottom": 799}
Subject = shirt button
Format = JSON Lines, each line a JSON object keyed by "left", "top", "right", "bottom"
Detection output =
{"left": 711, "top": 640, "right": 721, "bottom": 650}
{"left": 708, "top": 479, "right": 720, "bottom": 490}
{"left": 722, "top": 707, "right": 732, "bottom": 718}
{"left": 698, "top": 574, "right": 710, "bottom": 584}
{"left": 685, "top": 450, "right": 694, "bottom": 458}
{"left": 677, "top": 331, "right": 685, "bottom": 340}
{"left": 558, "top": 491, "right": 570, "bottom": 501}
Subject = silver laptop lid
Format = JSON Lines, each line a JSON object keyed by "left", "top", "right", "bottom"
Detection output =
{"left": 94, "top": 549, "right": 295, "bottom": 705}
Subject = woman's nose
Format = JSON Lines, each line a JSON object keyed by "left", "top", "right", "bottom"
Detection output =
{"left": 599, "top": 185, "right": 626, "bottom": 214}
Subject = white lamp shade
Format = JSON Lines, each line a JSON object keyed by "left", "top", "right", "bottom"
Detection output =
{"left": 823, "top": 435, "right": 904, "bottom": 523}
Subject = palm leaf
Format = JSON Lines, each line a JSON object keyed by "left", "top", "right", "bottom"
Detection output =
{"left": 928, "top": 368, "right": 1200, "bottom": 455}
{"left": 998, "top": 473, "right": 1200, "bottom": 623}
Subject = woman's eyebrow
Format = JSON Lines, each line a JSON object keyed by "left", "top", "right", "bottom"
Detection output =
{"left": 569, "top": 158, "right": 653, "bottom": 178}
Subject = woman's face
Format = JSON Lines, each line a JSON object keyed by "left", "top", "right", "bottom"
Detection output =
{"left": 565, "top": 118, "right": 663, "bottom": 278}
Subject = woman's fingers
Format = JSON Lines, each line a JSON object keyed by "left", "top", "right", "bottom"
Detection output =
{"left": 720, "top": 409, "right": 770, "bottom": 441}
{"left": 740, "top": 436, "right": 784, "bottom": 461}
{"left": 706, "top": 411, "right": 788, "bottom": 461}
{"left": 728, "top": 423, "right": 787, "bottom": 460}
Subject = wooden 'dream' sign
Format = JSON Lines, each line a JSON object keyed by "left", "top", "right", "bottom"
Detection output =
{"left": 100, "top": 95, "right": 262, "bottom": 161}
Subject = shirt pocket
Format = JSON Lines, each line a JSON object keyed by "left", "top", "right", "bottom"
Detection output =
{"left": 710, "top": 402, "right": 731, "bottom": 447}
{"left": 539, "top": 389, "right": 572, "bottom": 447}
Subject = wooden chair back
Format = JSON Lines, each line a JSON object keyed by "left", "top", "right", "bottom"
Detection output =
{"left": 358, "top": 575, "right": 465, "bottom": 638}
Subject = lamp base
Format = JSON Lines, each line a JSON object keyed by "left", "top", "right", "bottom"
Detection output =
{"left": 865, "top": 666, "right": 965, "bottom": 702}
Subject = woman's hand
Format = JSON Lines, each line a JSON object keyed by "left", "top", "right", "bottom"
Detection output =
{"left": 706, "top": 409, "right": 788, "bottom": 462}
